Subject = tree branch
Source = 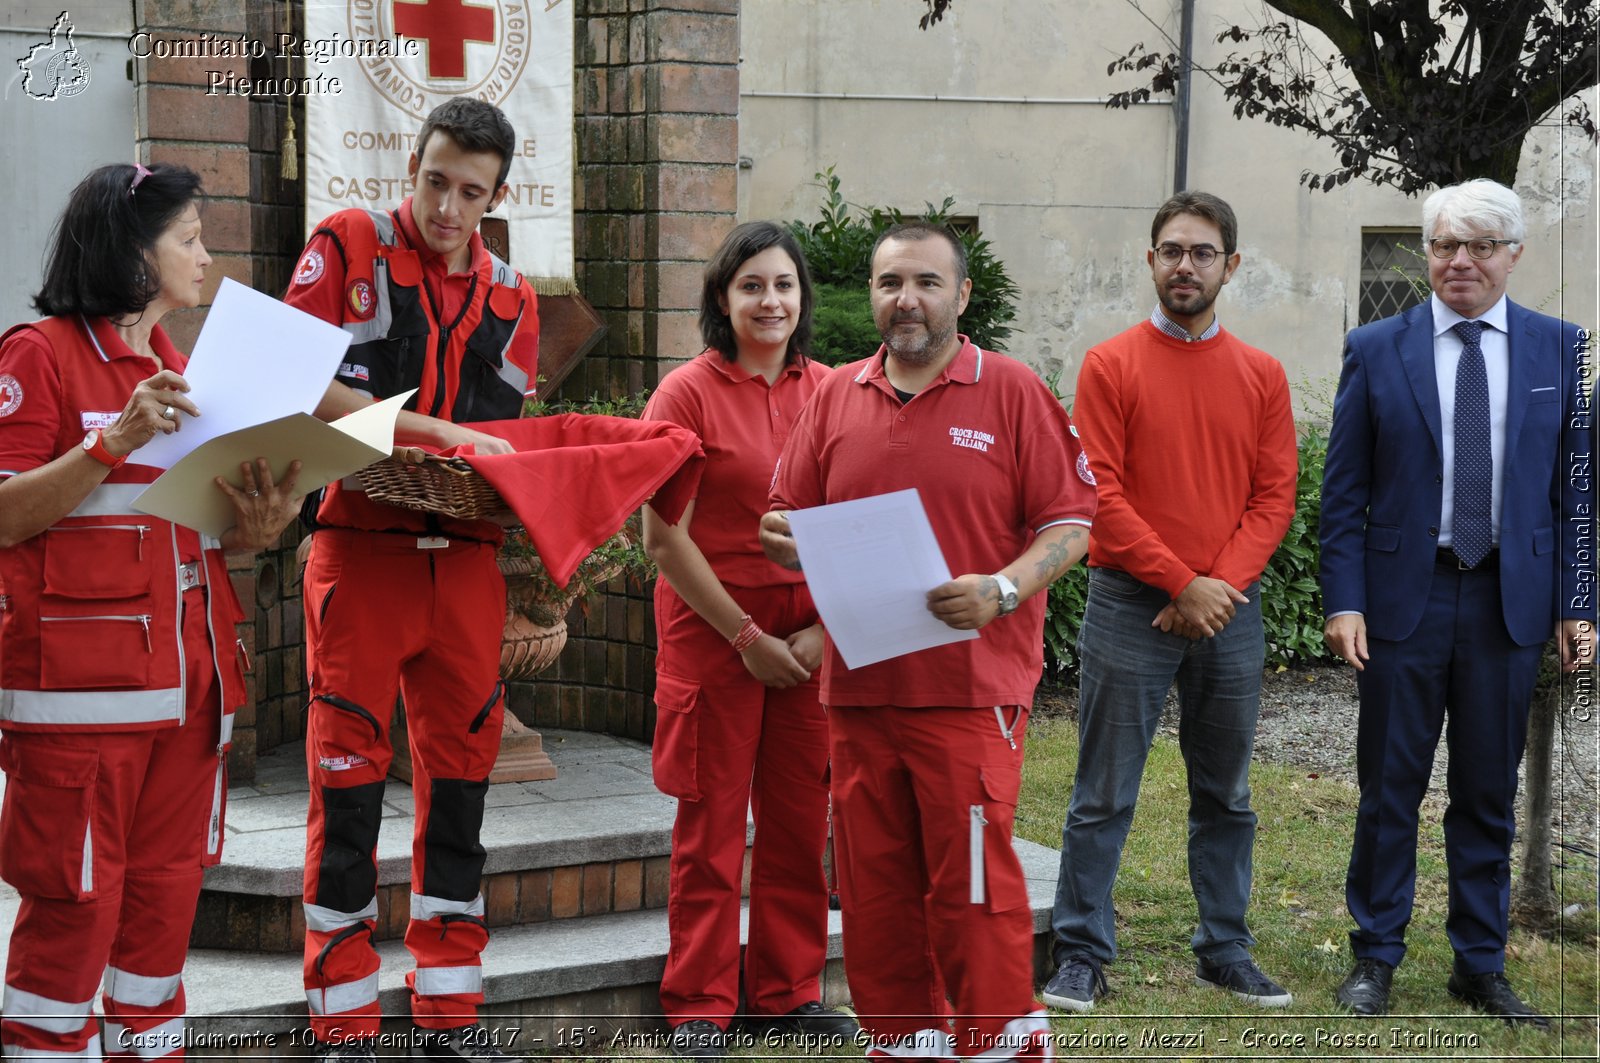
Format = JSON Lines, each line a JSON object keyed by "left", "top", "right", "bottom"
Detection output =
{"left": 1522, "top": 36, "right": 1600, "bottom": 124}
{"left": 1258, "top": 0, "right": 1365, "bottom": 56}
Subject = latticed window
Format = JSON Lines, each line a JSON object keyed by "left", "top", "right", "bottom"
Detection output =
{"left": 1360, "top": 229, "right": 1428, "bottom": 324}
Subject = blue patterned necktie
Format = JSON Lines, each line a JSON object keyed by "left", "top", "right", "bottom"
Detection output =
{"left": 1451, "top": 320, "right": 1492, "bottom": 567}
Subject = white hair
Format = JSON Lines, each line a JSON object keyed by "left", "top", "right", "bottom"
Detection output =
{"left": 1422, "top": 178, "right": 1526, "bottom": 244}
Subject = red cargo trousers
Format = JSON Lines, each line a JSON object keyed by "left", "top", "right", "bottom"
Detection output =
{"left": 300, "top": 530, "right": 506, "bottom": 1040}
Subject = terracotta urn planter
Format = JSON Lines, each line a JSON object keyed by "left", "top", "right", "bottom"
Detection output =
{"left": 391, "top": 528, "right": 633, "bottom": 786}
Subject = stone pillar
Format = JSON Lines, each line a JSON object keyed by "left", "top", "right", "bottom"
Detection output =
{"left": 235, "top": 3, "right": 312, "bottom": 775}
{"left": 511, "top": 0, "right": 741, "bottom": 743}
{"left": 135, "top": 0, "right": 306, "bottom": 779}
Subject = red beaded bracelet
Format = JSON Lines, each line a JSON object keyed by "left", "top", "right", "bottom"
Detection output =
{"left": 730, "top": 614, "right": 763, "bottom": 653}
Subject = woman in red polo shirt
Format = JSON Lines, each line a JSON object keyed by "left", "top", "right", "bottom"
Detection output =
{"left": 643, "top": 222, "right": 855, "bottom": 1058}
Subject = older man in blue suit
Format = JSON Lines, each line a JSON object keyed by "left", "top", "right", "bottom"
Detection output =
{"left": 1320, "top": 178, "right": 1593, "bottom": 1025}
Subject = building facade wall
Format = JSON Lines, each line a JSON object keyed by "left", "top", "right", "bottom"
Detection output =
{"left": 523, "top": 0, "right": 742, "bottom": 746}
{"left": 738, "top": 0, "right": 1598, "bottom": 414}
{"left": 1, "top": 4, "right": 139, "bottom": 329}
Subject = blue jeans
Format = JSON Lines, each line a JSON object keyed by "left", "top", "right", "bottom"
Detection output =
{"left": 1050, "top": 568, "right": 1264, "bottom": 966}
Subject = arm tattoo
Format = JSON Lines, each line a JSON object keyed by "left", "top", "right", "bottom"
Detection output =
{"left": 1033, "top": 527, "right": 1086, "bottom": 584}
{"left": 981, "top": 575, "right": 1000, "bottom": 602}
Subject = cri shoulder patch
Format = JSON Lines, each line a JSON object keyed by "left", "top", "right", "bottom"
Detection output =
{"left": 347, "top": 279, "right": 375, "bottom": 319}
{"left": 1076, "top": 450, "right": 1097, "bottom": 485}
{"left": 294, "top": 248, "right": 325, "bottom": 286}
{"left": 0, "top": 374, "right": 22, "bottom": 417}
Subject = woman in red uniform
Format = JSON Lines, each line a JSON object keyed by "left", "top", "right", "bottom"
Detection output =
{"left": 643, "top": 222, "right": 856, "bottom": 1059}
{"left": 0, "top": 163, "right": 301, "bottom": 1059}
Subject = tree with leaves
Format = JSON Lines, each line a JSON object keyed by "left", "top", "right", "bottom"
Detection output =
{"left": 920, "top": 0, "right": 1594, "bottom": 933}
{"left": 918, "top": 0, "right": 1597, "bottom": 194}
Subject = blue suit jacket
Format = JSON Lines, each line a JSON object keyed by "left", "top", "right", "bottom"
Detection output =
{"left": 1320, "top": 299, "right": 1591, "bottom": 646}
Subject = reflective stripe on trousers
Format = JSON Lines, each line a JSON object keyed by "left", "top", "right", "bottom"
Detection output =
{"left": 2, "top": 1033, "right": 104, "bottom": 1059}
{"left": 411, "top": 965, "right": 483, "bottom": 997}
{"left": 306, "top": 971, "right": 381, "bottom": 1016}
{"left": 1, "top": 986, "right": 94, "bottom": 1036}
{"left": 102, "top": 967, "right": 180, "bottom": 1009}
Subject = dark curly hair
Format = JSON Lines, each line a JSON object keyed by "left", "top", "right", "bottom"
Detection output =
{"left": 1150, "top": 190, "right": 1238, "bottom": 254}
{"left": 870, "top": 220, "right": 968, "bottom": 285}
{"left": 699, "top": 221, "right": 814, "bottom": 364}
{"left": 33, "top": 163, "right": 204, "bottom": 319}
{"left": 416, "top": 97, "right": 517, "bottom": 188}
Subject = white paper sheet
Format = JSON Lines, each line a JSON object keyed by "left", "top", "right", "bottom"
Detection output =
{"left": 131, "top": 391, "right": 415, "bottom": 538}
{"left": 787, "top": 489, "right": 978, "bottom": 669}
{"left": 131, "top": 277, "right": 352, "bottom": 469}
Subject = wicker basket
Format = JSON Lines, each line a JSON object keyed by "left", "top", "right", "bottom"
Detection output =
{"left": 357, "top": 454, "right": 506, "bottom": 520}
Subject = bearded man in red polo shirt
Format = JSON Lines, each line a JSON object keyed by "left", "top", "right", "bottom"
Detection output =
{"left": 761, "top": 221, "right": 1097, "bottom": 1062}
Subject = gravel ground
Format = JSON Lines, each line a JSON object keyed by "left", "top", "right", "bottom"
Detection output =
{"left": 1036, "top": 664, "right": 1600, "bottom": 854}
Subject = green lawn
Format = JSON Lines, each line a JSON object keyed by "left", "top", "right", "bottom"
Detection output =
{"left": 581, "top": 708, "right": 1596, "bottom": 1060}
{"left": 1017, "top": 711, "right": 1600, "bottom": 1060}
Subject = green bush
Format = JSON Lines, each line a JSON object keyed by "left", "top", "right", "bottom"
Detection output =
{"left": 788, "top": 167, "right": 1019, "bottom": 361}
{"left": 1043, "top": 426, "right": 1334, "bottom": 680}
{"left": 1043, "top": 564, "right": 1090, "bottom": 679}
{"left": 1258, "top": 426, "right": 1334, "bottom": 667}
{"left": 809, "top": 283, "right": 880, "bottom": 368}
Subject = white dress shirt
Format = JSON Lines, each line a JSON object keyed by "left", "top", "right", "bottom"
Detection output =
{"left": 1431, "top": 293, "right": 1510, "bottom": 548}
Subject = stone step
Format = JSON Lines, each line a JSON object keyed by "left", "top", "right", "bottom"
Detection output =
{"left": 177, "top": 836, "right": 1062, "bottom": 1057}
{"left": 193, "top": 729, "right": 691, "bottom": 950}
{"left": 1, "top": 727, "right": 1063, "bottom": 1056}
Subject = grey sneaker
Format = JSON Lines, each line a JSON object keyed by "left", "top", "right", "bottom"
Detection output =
{"left": 314, "top": 1039, "right": 378, "bottom": 1062}
{"left": 1196, "top": 956, "right": 1293, "bottom": 1007}
{"left": 1042, "top": 954, "right": 1107, "bottom": 1012}
{"left": 411, "top": 1024, "right": 524, "bottom": 1061}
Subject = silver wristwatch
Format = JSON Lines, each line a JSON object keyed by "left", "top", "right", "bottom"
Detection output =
{"left": 992, "top": 573, "right": 1019, "bottom": 616}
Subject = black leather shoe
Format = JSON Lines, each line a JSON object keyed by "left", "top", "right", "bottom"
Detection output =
{"left": 1447, "top": 965, "right": 1550, "bottom": 1028}
{"left": 1335, "top": 957, "right": 1394, "bottom": 1016}
{"left": 668, "top": 1021, "right": 729, "bottom": 1059}
{"left": 746, "top": 1001, "right": 859, "bottom": 1039}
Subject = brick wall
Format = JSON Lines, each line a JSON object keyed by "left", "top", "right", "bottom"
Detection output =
{"left": 235, "top": 2, "right": 312, "bottom": 773}
{"left": 137, "top": 0, "right": 305, "bottom": 779}
{"left": 522, "top": 0, "right": 743, "bottom": 744}
{"left": 139, "top": 0, "right": 742, "bottom": 774}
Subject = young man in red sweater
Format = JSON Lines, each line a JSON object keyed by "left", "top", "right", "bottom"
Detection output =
{"left": 1043, "top": 191, "right": 1298, "bottom": 1012}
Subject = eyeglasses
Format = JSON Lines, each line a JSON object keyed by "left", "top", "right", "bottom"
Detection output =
{"left": 1428, "top": 238, "right": 1518, "bottom": 260}
{"left": 1153, "top": 243, "right": 1225, "bottom": 268}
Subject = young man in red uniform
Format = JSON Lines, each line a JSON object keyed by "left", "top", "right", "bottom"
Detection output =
{"left": 1043, "top": 191, "right": 1298, "bottom": 1013}
{"left": 761, "top": 222, "right": 1096, "bottom": 1061}
{"left": 281, "top": 98, "right": 538, "bottom": 1063}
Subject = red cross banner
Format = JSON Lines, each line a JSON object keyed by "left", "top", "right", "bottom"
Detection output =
{"left": 304, "top": 0, "right": 574, "bottom": 294}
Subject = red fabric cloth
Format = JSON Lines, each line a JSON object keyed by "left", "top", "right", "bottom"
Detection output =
{"left": 453, "top": 414, "right": 703, "bottom": 588}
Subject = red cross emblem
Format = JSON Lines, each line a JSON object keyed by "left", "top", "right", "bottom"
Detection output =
{"left": 0, "top": 374, "right": 21, "bottom": 418}
{"left": 392, "top": 0, "right": 497, "bottom": 80}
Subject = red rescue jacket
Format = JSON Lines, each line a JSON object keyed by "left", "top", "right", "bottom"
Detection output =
{"left": 0, "top": 318, "right": 247, "bottom": 735}
{"left": 303, "top": 207, "right": 539, "bottom": 539}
